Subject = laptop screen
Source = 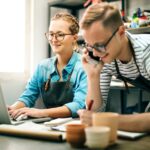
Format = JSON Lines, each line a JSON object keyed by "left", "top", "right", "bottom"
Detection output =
{"left": 0, "top": 86, "right": 12, "bottom": 124}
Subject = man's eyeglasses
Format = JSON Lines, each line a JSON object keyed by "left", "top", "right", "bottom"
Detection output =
{"left": 45, "top": 32, "right": 72, "bottom": 41}
{"left": 84, "top": 28, "right": 119, "bottom": 53}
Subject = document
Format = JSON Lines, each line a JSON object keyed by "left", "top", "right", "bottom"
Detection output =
{"left": 50, "top": 119, "right": 81, "bottom": 132}
{"left": 44, "top": 117, "right": 73, "bottom": 127}
{"left": 117, "top": 130, "right": 147, "bottom": 139}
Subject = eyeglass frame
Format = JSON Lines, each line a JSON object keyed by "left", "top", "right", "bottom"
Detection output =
{"left": 45, "top": 32, "right": 73, "bottom": 42}
{"left": 84, "top": 28, "right": 119, "bottom": 53}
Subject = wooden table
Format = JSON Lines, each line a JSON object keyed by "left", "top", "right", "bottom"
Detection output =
{"left": 0, "top": 134, "right": 149, "bottom": 150}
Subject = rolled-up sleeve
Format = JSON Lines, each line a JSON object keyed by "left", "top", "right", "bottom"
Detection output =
{"left": 18, "top": 64, "right": 41, "bottom": 107}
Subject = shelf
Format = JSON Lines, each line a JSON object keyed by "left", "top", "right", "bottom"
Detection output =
{"left": 127, "top": 26, "right": 150, "bottom": 34}
{"left": 48, "top": 0, "right": 120, "bottom": 9}
{"left": 48, "top": 0, "right": 84, "bottom": 9}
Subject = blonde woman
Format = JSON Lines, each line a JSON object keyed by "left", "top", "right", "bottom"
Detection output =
{"left": 9, "top": 13, "right": 87, "bottom": 119}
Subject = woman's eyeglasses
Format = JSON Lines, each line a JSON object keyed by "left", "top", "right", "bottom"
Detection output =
{"left": 84, "top": 28, "right": 119, "bottom": 53}
{"left": 45, "top": 32, "right": 72, "bottom": 42}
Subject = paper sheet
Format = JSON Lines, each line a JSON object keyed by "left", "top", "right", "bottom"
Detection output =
{"left": 51, "top": 119, "right": 81, "bottom": 132}
{"left": 117, "top": 130, "right": 147, "bottom": 139}
{"left": 0, "top": 122, "right": 50, "bottom": 131}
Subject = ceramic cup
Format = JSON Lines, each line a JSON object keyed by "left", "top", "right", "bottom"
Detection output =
{"left": 92, "top": 112, "right": 119, "bottom": 143}
{"left": 66, "top": 124, "right": 86, "bottom": 148}
{"left": 85, "top": 126, "right": 110, "bottom": 149}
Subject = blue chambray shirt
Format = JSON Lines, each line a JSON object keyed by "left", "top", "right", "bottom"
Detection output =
{"left": 18, "top": 52, "right": 87, "bottom": 117}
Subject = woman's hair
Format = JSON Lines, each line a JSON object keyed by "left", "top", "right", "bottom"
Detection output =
{"left": 51, "top": 12, "right": 79, "bottom": 35}
{"left": 80, "top": 2, "right": 123, "bottom": 32}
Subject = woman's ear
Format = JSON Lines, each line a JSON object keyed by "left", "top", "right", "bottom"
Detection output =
{"left": 73, "top": 34, "right": 78, "bottom": 41}
{"left": 72, "top": 34, "right": 79, "bottom": 51}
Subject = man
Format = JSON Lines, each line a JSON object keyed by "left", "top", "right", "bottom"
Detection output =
{"left": 78, "top": 2, "right": 150, "bottom": 132}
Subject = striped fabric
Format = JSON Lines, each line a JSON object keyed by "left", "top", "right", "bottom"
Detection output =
{"left": 99, "top": 32, "right": 150, "bottom": 112}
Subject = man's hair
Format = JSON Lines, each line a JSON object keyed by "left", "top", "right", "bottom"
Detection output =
{"left": 51, "top": 12, "right": 79, "bottom": 35}
{"left": 80, "top": 2, "right": 123, "bottom": 31}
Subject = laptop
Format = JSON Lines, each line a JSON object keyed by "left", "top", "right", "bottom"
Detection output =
{"left": 0, "top": 86, "right": 52, "bottom": 125}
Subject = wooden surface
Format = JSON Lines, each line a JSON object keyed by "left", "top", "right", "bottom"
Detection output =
{"left": 0, "top": 134, "right": 149, "bottom": 150}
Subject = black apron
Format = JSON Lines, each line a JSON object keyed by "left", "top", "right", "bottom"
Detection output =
{"left": 41, "top": 68, "right": 74, "bottom": 108}
{"left": 115, "top": 60, "right": 150, "bottom": 93}
{"left": 114, "top": 41, "right": 150, "bottom": 93}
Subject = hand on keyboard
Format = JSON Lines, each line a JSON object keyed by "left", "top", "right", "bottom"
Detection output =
{"left": 15, "top": 114, "right": 28, "bottom": 121}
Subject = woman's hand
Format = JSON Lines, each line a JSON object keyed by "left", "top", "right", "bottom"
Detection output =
{"left": 8, "top": 101, "right": 26, "bottom": 112}
{"left": 78, "top": 109, "right": 93, "bottom": 126}
{"left": 10, "top": 107, "right": 46, "bottom": 119}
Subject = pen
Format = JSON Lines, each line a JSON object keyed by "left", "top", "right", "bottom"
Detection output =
{"left": 88, "top": 99, "right": 94, "bottom": 110}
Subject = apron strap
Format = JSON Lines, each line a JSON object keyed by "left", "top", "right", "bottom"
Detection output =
{"left": 44, "top": 63, "right": 76, "bottom": 91}
{"left": 114, "top": 59, "right": 129, "bottom": 93}
{"left": 114, "top": 39, "right": 141, "bottom": 92}
{"left": 67, "top": 64, "right": 75, "bottom": 82}
{"left": 129, "top": 40, "right": 141, "bottom": 73}
{"left": 65, "top": 64, "right": 76, "bottom": 88}
{"left": 44, "top": 77, "right": 50, "bottom": 91}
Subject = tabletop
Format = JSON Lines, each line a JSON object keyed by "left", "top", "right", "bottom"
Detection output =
{"left": 0, "top": 134, "right": 150, "bottom": 150}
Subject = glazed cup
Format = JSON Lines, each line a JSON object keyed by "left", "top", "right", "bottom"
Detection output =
{"left": 66, "top": 124, "right": 86, "bottom": 148}
{"left": 92, "top": 112, "right": 119, "bottom": 143}
{"left": 85, "top": 126, "right": 110, "bottom": 149}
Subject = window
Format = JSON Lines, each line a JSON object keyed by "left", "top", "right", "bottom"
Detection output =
{"left": 0, "top": 0, "right": 25, "bottom": 72}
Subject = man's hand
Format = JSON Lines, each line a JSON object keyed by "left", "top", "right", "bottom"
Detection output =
{"left": 82, "top": 48, "right": 104, "bottom": 78}
{"left": 78, "top": 109, "right": 93, "bottom": 126}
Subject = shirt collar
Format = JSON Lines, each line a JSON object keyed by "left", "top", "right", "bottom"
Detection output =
{"left": 63, "top": 51, "right": 77, "bottom": 74}
{"left": 49, "top": 56, "right": 57, "bottom": 75}
{"left": 126, "top": 31, "right": 142, "bottom": 49}
{"left": 49, "top": 51, "right": 77, "bottom": 75}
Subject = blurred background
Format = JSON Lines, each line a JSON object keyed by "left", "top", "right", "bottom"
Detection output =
{"left": 0, "top": 0, "right": 149, "bottom": 113}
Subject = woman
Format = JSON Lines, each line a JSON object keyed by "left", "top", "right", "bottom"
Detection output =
{"left": 9, "top": 13, "right": 87, "bottom": 119}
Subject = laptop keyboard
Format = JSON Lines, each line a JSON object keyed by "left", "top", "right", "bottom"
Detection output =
{"left": 10, "top": 115, "right": 52, "bottom": 124}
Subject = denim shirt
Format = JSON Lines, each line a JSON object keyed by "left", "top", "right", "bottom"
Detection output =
{"left": 18, "top": 52, "right": 87, "bottom": 117}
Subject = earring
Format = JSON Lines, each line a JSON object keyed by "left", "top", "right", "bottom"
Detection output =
{"left": 73, "top": 42, "right": 79, "bottom": 52}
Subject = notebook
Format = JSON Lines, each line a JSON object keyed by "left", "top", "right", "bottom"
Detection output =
{"left": 117, "top": 130, "right": 147, "bottom": 139}
{"left": 0, "top": 85, "right": 52, "bottom": 125}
